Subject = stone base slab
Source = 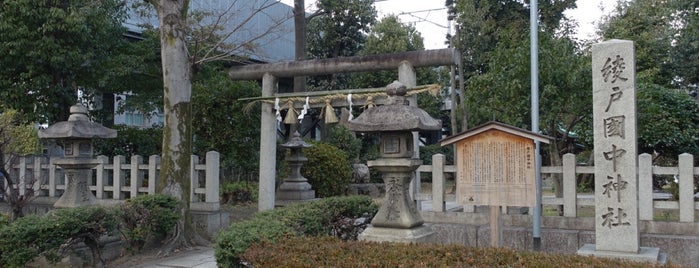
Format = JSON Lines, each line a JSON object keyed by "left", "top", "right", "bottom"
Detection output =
{"left": 577, "top": 244, "right": 665, "bottom": 264}
{"left": 359, "top": 225, "right": 435, "bottom": 243}
{"left": 276, "top": 189, "right": 315, "bottom": 200}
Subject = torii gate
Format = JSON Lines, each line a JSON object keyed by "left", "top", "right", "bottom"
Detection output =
{"left": 229, "top": 48, "right": 457, "bottom": 211}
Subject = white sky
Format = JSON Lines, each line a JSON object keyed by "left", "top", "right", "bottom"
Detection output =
{"left": 281, "top": 0, "right": 619, "bottom": 50}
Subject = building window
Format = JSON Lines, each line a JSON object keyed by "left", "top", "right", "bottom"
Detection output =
{"left": 125, "top": 112, "right": 145, "bottom": 126}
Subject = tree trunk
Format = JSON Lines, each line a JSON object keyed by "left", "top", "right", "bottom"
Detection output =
{"left": 151, "top": 0, "right": 203, "bottom": 253}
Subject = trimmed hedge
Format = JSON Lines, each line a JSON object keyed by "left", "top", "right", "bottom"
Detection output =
{"left": 117, "top": 194, "right": 180, "bottom": 252}
{"left": 220, "top": 181, "right": 258, "bottom": 205}
{"left": 302, "top": 142, "right": 353, "bottom": 197}
{"left": 214, "top": 196, "right": 378, "bottom": 267}
{"left": 0, "top": 194, "right": 181, "bottom": 267}
{"left": 243, "top": 236, "right": 680, "bottom": 268}
{"left": 0, "top": 206, "right": 118, "bottom": 267}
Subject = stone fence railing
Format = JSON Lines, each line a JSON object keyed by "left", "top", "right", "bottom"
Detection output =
{"left": 416, "top": 152, "right": 698, "bottom": 223}
{"left": 4, "top": 151, "right": 220, "bottom": 212}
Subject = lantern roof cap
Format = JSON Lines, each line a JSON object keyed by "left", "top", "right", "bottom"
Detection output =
{"left": 281, "top": 131, "right": 312, "bottom": 148}
{"left": 348, "top": 81, "right": 441, "bottom": 133}
{"left": 38, "top": 103, "right": 117, "bottom": 139}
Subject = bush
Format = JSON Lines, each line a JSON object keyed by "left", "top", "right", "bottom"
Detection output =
{"left": 243, "top": 236, "right": 680, "bottom": 268}
{"left": 221, "top": 181, "right": 258, "bottom": 205}
{"left": 116, "top": 194, "right": 180, "bottom": 252}
{"left": 326, "top": 125, "right": 362, "bottom": 162}
{"left": 215, "top": 196, "right": 378, "bottom": 267}
{"left": 0, "top": 206, "right": 118, "bottom": 267}
{"left": 0, "top": 213, "right": 9, "bottom": 228}
{"left": 302, "top": 142, "right": 352, "bottom": 197}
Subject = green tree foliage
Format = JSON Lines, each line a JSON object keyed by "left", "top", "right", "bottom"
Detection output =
{"left": 637, "top": 83, "right": 699, "bottom": 160}
{"left": 599, "top": 0, "right": 699, "bottom": 163}
{"left": 0, "top": 0, "right": 131, "bottom": 123}
{"left": 0, "top": 110, "right": 40, "bottom": 221}
{"left": 668, "top": 0, "right": 699, "bottom": 89}
{"left": 0, "top": 110, "right": 40, "bottom": 157}
{"left": 350, "top": 15, "right": 441, "bottom": 118}
{"left": 192, "top": 64, "right": 262, "bottom": 180}
{"left": 451, "top": 0, "right": 577, "bottom": 79}
{"left": 325, "top": 125, "right": 361, "bottom": 163}
{"left": 598, "top": 0, "right": 675, "bottom": 87}
{"left": 307, "top": 0, "right": 377, "bottom": 90}
{"left": 93, "top": 125, "right": 163, "bottom": 158}
{"left": 464, "top": 28, "right": 591, "bottom": 155}
{"left": 351, "top": 15, "right": 428, "bottom": 88}
{"left": 452, "top": 1, "right": 584, "bottom": 201}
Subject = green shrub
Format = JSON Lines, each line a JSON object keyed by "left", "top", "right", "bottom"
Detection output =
{"left": 116, "top": 194, "right": 180, "bottom": 252}
{"left": 215, "top": 195, "right": 378, "bottom": 267}
{"left": 243, "top": 236, "right": 680, "bottom": 268}
{"left": 221, "top": 181, "right": 258, "bottom": 205}
{"left": 326, "top": 125, "right": 362, "bottom": 162}
{"left": 302, "top": 142, "right": 352, "bottom": 197}
{"left": 0, "top": 206, "right": 118, "bottom": 267}
{"left": 214, "top": 213, "right": 296, "bottom": 267}
{"left": 0, "top": 213, "right": 9, "bottom": 228}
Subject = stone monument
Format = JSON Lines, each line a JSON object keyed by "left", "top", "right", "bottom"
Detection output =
{"left": 577, "top": 39, "right": 662, "bottom": 262}
{"left": 38, "top": 103, "right": 117, "bottom": 208}
{"left": 348, "top": 81, "right": 441, "bottom": 243}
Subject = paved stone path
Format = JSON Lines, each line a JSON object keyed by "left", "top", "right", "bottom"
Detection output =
{"left": 132, "top": 247, "right": 217, "bottom": 268}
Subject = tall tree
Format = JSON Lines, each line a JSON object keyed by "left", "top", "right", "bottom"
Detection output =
{"left": 453, "top": 1, "right": 582, "bottom": 206}
{"left": 598, "top": 0, "right": 674, "bottom": 87}
{"left": 351, "top": 15, "right": 441, "bottom": 117}
{"left": 306, "top": 0, "right": 377, "bottom": 91}
{"left": 145, "top": 0, "right": 197, "bottom": 252}
{"left": 667, "top": 0, "right": 698, "bottom": 90}
{"left": 599, "top": 0, "right": 699, "bottom": 165}
{"left": 351, "top": 15, "right": 428, "bottom": 87}
{"left": 139, "top": 0, "right": 293, "bottom": 251}
{"left": 0, "top": 0, "right": 130, "bottom": 123}
{"left": 0, "top": 110, "right": 40, "bottom": 221}
{"left": 449, "top": 0, "right": 577, "bottom": 131}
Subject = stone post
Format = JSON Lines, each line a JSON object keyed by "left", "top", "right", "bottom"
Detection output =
{"left": 577, "top": 39, "right": 662, "bottom": 263}
{"left": 259, "top": 73, "right": 278, "bottom": 211}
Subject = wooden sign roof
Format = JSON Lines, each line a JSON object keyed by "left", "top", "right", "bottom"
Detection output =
{"left": 440, "top": 121, "right": 551, "bottom": 146}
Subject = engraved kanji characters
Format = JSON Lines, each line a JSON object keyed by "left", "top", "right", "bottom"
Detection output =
{"left": 605, "top": 87, "right": 623, "bottom": 112}
{"left": 601, "top": 207, "right": 631, "bottom": 229}
{"left": 598, "top": 53, "right": 633, "bottom": 230}
{"left": 604, "top": 115, "right": 625, "bottom": 139}
{"left": 602, "top": 174, "right": 629, "bottom": 202}
{"left": 603, "top": 144, "right": 626, "bottom": 172}
{"left": 601, "top": 55, "right": 628, "bottom": 83}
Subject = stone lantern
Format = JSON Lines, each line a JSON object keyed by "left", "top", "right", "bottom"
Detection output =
{"left": 38, "top": 104, "right": 116, "bottom": 208}
{"left": 348, "top": 81, "right": 441, "bottom": 242}
{"left": 276, "top": 131, "right": 315, "bottom": 203}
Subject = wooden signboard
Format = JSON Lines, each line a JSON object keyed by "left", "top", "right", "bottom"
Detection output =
{"left": 441, "top": 122, "right": 551, "bottom": 207}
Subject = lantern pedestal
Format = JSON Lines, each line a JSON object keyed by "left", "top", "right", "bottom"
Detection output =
{"left": 53, "top": 158, "right": 100, "bottom": 208}
{"left": 359, "top": 158, "right": 435, "bottom": 243}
